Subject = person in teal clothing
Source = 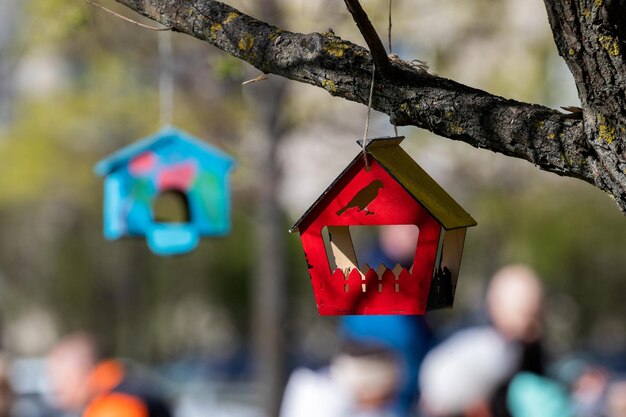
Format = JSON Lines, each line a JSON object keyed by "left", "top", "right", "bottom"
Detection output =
{"left": 340, "top": 226, "right": 434, "bottom": 417}
{"left": 507, "top": 372, "right": 573, "bottom": 417}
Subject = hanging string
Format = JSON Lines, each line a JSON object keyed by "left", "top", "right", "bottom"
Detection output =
{"left": 387, "top": 0, "right": 393, "bottom": 55}
{"left": 159, "top": 30, "right": 174, "bottom": 127}
{"left": 84, "top": 0, "right": 171, "bottom": 31}
{"left": 362, "top": 63, "right": 376, "bottom": 170}
{"left": 388, "top": 0, "right": 399, "bottom": 138}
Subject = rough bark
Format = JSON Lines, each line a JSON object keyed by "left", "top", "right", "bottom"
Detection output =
{"left": 543, "top": 0, "right": 626, "bottom": 209}
{"left": 114, "top": 0, "right": 626, "bottom": 212}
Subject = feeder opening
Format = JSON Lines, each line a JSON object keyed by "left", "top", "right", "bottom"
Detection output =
{"left": 153, "top": 189, "right": 190, "bottom": 223}
{"left": 322, "top": 225, "right": 420, "bottom": 274}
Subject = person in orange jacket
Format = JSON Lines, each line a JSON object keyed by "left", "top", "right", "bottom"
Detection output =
{"left": 46, "top": 332, "right": 171, "bottom": 417}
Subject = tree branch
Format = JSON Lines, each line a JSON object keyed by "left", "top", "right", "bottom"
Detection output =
{"left": 113, "top": 0, "right": 626, "bottom": 211}
{"left": 343, "top": 0, "right": 394, "bottom": 78}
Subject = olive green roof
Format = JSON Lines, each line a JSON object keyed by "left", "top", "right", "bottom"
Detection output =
{"left": 290, "top": 136, "right": 476, "bottom": 232}
{"left": 364, "top": 137, "right": 477, "bottom": 230}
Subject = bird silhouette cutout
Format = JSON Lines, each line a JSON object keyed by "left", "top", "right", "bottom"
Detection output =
{"left": 336, "top": 180, "right": 384, "bottom": 216}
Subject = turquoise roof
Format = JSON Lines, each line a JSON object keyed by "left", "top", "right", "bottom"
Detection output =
{"left": 94, "top": 126, "right": 235, "bottom": 177}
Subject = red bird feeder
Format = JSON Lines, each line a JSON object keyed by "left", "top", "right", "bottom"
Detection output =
{"left": 290, "top": 137, "right": 477, "bottom": 315}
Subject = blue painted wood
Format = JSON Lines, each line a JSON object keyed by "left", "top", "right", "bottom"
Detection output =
{"left": 147, "top": 224, "right": 200, "bottom": 256}
{"left": 95, "top": 126, "right": 235, "bottom": 256}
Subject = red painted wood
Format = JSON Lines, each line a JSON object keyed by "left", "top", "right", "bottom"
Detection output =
{"left": 129, "top": 152, "right": 157, "bottom": 176}
{"left": 157, "top": 161, "right": 197, "bottom": 191}
{"left": 297, "top": 158, "right": 442, "bottom": 315}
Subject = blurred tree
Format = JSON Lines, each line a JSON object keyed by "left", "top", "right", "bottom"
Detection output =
{"left": 245, "top": 1, "right": 290, "bottom": 415}
{"left": 116, "top": 0, "right": 626, "bottom": 214}
{"left": 0, "top": 0, "right": 20, "bottom": 129}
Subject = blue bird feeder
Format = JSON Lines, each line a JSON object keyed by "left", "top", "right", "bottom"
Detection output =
{"left": 94, "top": 127, "right": 235, "bottom": 256}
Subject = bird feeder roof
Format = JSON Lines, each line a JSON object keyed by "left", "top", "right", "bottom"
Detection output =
{"left": 289, "top": 136, "right": 477, "bottom": 233}
{"left": 94, "top": 126, "right": 235, "bottom": 177}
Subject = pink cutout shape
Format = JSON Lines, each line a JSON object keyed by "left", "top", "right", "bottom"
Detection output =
{"left": 129, "top": 152, "right": 157, "bottom": 176}
{"left": 157, "top": 161, "right": 197, "bottom": 191}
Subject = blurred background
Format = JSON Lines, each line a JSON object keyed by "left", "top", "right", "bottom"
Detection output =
{"left": 0, "top": 0, "right": 625, "bottom": 416}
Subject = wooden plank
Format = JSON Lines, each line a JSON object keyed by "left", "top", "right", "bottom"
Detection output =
{"left": 368, "top": 143, "right": 477, "bottom": 230}
{"left": 327, "top": 226, "right": 359, "bottom": 272}
{"left": 441, "top": 227, "right": 467, "bottom": 293}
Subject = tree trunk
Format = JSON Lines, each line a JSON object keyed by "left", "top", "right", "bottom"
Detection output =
{"left": 543, "top": 0, "right": 626, "bottom": 210}
{"left": 248, "top": 74, "right": 289, "bottom": 416}
{"left": 248, "top": 2, "right": 289, "bottom": 415}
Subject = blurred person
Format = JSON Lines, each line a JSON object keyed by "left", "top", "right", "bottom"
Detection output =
{"left": 419, "top": 327, "right": 519, "bottom": 417}
{"left": 419, "top": 327, "right": 572, "bottom": 417}
{"left": 506, "top": 371, "right": 573, "bottom": 417}
{"left": 486, "top": 265, "right": 546, "bottom": 375}
{"left": 341, "top": 225, "right": 434, "bottom": 417}
{"left": 470, "top": 264, "right": 574, "bottom": 417}
{"left": 340, "top": 316, "right": 431, "bottom": 417}
{"left": 46, "top": 332, "right": 171, "bottom": 417}
{"left": 606, "top": 380, "right": 626, "bottom": 417}
{"left": 280, "top": 342, "right": 401, "bottom": 417}
{"left": 570, "top": 365, "right": 609, "bottom": 417}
